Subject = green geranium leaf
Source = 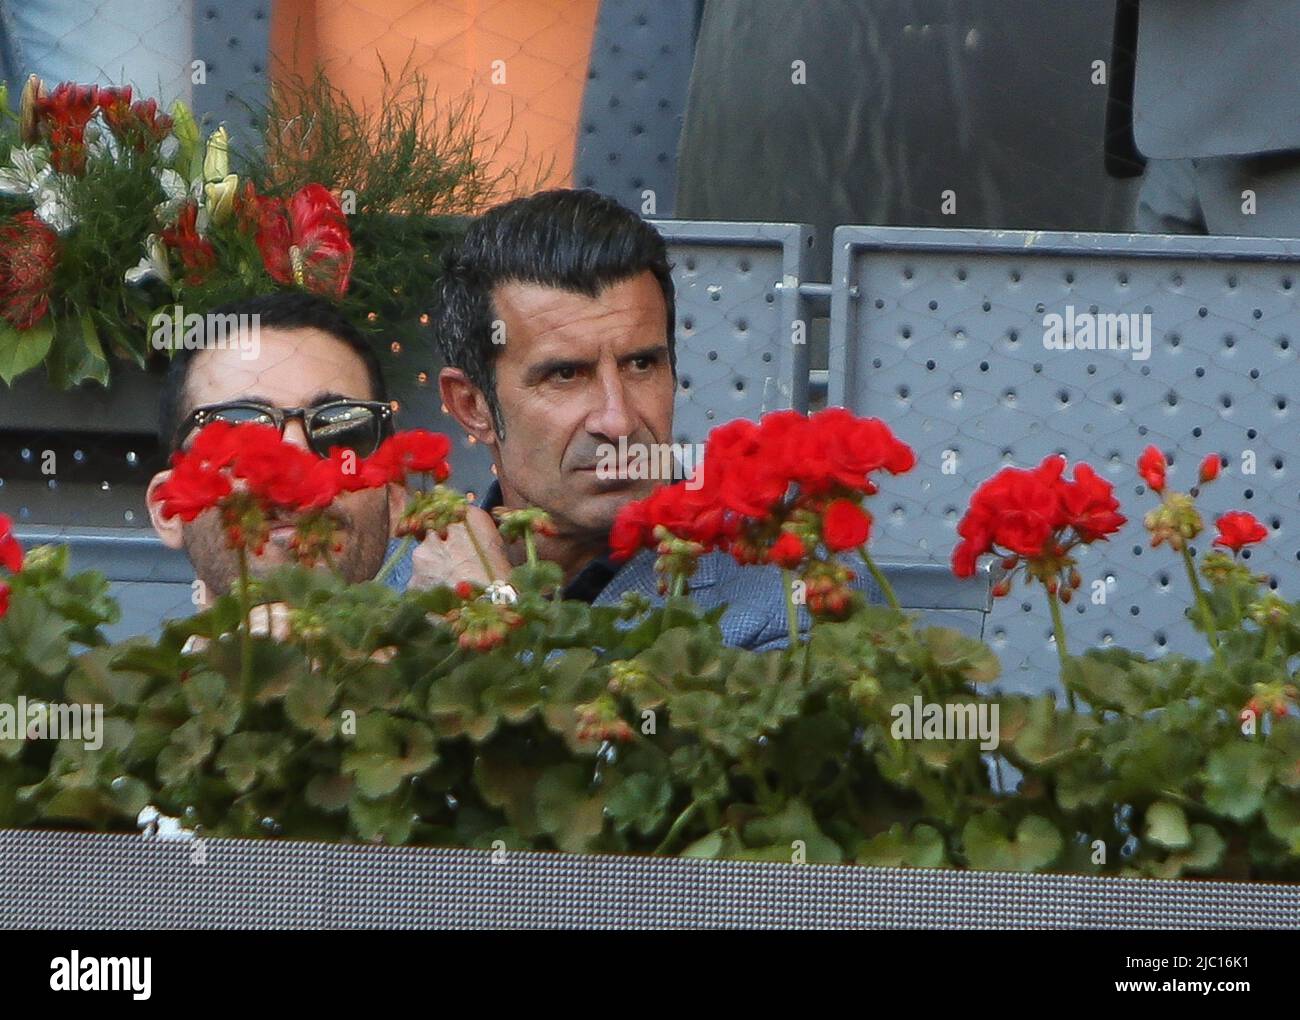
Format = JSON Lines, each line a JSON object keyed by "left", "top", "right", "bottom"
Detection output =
{"left": 962, "top": 812, "right": 1063, "bottom": 872}
{"left": 1202, "top": 743, "right": 1270, "bottom": 822}
{"left": 604, "top": 771, "right": 673, "bottom": 837}
{"left": 1141, "top": 824, "right": 1226, "bottom": 879}
{"left": 341, "top": 715, "right": 437, "bottom": 798}
{"left": 535, "top": 764, "right": 607, "bottom": 853}
{"left": 1263, "top": 789, "right": 1300, "bottom": 853}
{"left": 1143, "top": 800, "right": 1191, "bottom": 850}
{"left": 742, "top": 799, "right": 843, "bottom": 864}
{"left": 0, "top": 318, "right": 53, "bottom": 386}
{"left": 855, "top": 823, "right": 947, "bottom": 868}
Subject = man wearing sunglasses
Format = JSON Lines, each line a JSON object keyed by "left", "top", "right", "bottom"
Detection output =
{"left": 148, "top": 291, "right": 409, "bottom": 601}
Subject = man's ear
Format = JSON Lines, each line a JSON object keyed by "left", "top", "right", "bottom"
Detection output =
{"left": 146, "top": 470, "right": 184, "bottom": 550}
{"left": 439, "top": 367, "right": 497, "bottom": 448}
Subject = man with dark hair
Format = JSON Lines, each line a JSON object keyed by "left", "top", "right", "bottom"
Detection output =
{"left": 420, "top": 188, "right": 877, "bottom": 649}
{"left": 148, "top": 291, "right": 407, "bottom": 601}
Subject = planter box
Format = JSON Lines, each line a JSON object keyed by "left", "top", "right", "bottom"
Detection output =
{"left": 2, "top": 828, "right": 1297, "bottom": 929}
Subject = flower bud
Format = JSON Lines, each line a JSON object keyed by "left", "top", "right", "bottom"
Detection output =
{"left": 19, "top": 75, "right": 45, "bottom": 145}
{"left": 204, "top": 173, "right": 239, "bottom": 225}
{"left": 1198, "top": 454, "right": 1221, "bottom": 485}
{"left": 203, "top": 125, "right": 230, "bottom": 182}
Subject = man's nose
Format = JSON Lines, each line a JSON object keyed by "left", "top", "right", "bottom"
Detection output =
{"left": 586, "top": 369, "right": 637, "bottom": 440}
{"left": 281, "top": 417, "right": 312, "bottom": 450}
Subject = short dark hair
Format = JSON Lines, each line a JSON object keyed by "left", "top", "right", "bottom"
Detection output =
{"left": 157, "top": 291, "right": 387, "bottom": 449}
{"left": 431, "top": 188, "right": 676, "bottom": 434}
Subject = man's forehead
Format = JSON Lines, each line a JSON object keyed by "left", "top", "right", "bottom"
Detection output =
{"left": 492, "top": 274, "right": 666, "bottom": 354}
{"left": 185, "top": 326, "right": 374, "bottom": 405}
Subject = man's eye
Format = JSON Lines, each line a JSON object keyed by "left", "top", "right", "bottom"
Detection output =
{"left": 630, "top": 356, "right": 656, "bottom": 370}
{"left": 554, "top": 366, "right": 578, "bottom": 381}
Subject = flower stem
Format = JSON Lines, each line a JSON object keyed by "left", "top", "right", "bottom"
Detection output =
{"left": 1180, "top": 545, "right": 1222, "bottom": 654}
{"left": 782, "top": 568, "right": 801, "bottom": 649}
{"left": 670, "top": 570, "right": 687, "bottom": 598}
{"left": 465, "top": 522, "right": 498, "bottom": 582}
{"left": 1046, "top": 587, "right": 1076, "bottom": 712}
{"left": 523, "top": 530, "right": 538, "bottom": 569}
{"left": 374, "top": 534, "right": 412, "bottom": 585}
{"left": 858, "top": 546, "right": 901, "bottom": 611}
{"left": 236, "top": 544, "right": 253, "bottom": 695}
{"left": 655, "top": 798, "right": 702, "bottom": 855}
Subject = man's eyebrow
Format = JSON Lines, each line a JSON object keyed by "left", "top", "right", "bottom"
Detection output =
{"left": 622, "top": 344, "right": 670, "bottom": 363}
{"left": 523, "top": 346, "right": 670, "bottom": 385}
{"left": 523, "top": 356, "right": 597, "bottom": 384}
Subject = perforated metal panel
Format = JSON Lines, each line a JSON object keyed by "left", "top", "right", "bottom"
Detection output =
{"left": 192, "top": 0, "right": 271, "bottom": 151}
{"left": 655, "top": 220, "right": 813, "bottom": 445}
{"left": 574, "top": 0, "right": 699, "bottom": 213}
{"left": 830, "top": 226, "right": 1300, "bottom": 694}
{"left": 3, "top": 828, "right": 1297, "bottom": 929}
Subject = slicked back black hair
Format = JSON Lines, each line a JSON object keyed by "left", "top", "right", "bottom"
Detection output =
{"left": 431, "top": 188, "right": 676, "bottom": 434}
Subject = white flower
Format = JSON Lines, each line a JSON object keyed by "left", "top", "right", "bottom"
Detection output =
{"left": 0, "top": 145, "right": 50, "bottom": 197}
{"left": 124, "top": 234, "right": 172, "bottom": 286}
{"left": 153, "top": 167, "right": 203, "bottom": 224}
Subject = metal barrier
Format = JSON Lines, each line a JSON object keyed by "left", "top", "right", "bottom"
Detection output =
{"left": 830, "top": 225, "right": 1300, "bottom": 693}
{"left": 2, "top": 828, "right": 1295, "bottom": 929}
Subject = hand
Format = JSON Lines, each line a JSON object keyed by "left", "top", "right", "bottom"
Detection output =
{"left": 248, "top": 601, "right": 292, "bottom": 641}
{"left": 409, "top": 505, "right": 513, "bottom": 590}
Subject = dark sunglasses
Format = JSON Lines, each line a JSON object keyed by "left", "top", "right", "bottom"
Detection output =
{"left": 176, "top": 400, "right": 395, "bottom": 459}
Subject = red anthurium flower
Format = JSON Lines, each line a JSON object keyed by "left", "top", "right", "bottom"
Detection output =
{"left": 1199, "top": 454, "right": 1221, "bottom": 484}
{"left": 0, "top": 513, "right": 23, "bottom": 573}
{"left": 160, "top": 202, "right": 217, "bottom": 285}
{"left": 1213, "top": 511, "right": 1268, "bottom": 553}
{"left": 1138, "top": 445, "right": 1167, "bottom": 493}
{"left": 0, "top": 213, "right": 59, "bottom": 330}
{"left": 822, "top": 498, "right": 871, "bottom": 551}
{"left": 255, "top": 184, "right": 354, "bottom": 298}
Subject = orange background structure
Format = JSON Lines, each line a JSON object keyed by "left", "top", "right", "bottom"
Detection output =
{"left": 270, "top": 0, "right": 600, "bottom": 200}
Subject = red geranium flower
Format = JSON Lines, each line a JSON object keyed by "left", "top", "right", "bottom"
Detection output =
{"left": 0, "top": 213, "right": 59, "bottom": 330}
{"left": 792, "top": 407, "right": 916, "bottom": 494}
{"left": 1199, "top": 454, "right": 1221, "bottom": 484}
{"left": 154, "top": 454, "right": 233, "bottom": 522}
{"left": 160, "top": 202, "right": 217, "bottom": 286}
{"left": 1138, "top": 445, "right": 1167, "bottom": 493}
{"left": 1058, "top": 462, "right": 1127, "bottom": 542}
{"left": 255, "top": 184, "right": 354, "bottom": 298}
{"left": 768, "top": 531, "right": 806, "bottom": 568}
{"left": 0, "top": 513, "right": 23, "bottom": 573}
{"left": 365, "top": 430, "right": 452, "bottom": 485}
{"left": 822, "top": 498, "right": 872, "bottom": 551}
{"left": 1213, "top": 511, "right": 1268, "bottom": 553}
{"left": 952, "top": 455, "right": 1125, "bottom": 580}
{"left": 0, "top": 582, "right": 9, "bottom": 618}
